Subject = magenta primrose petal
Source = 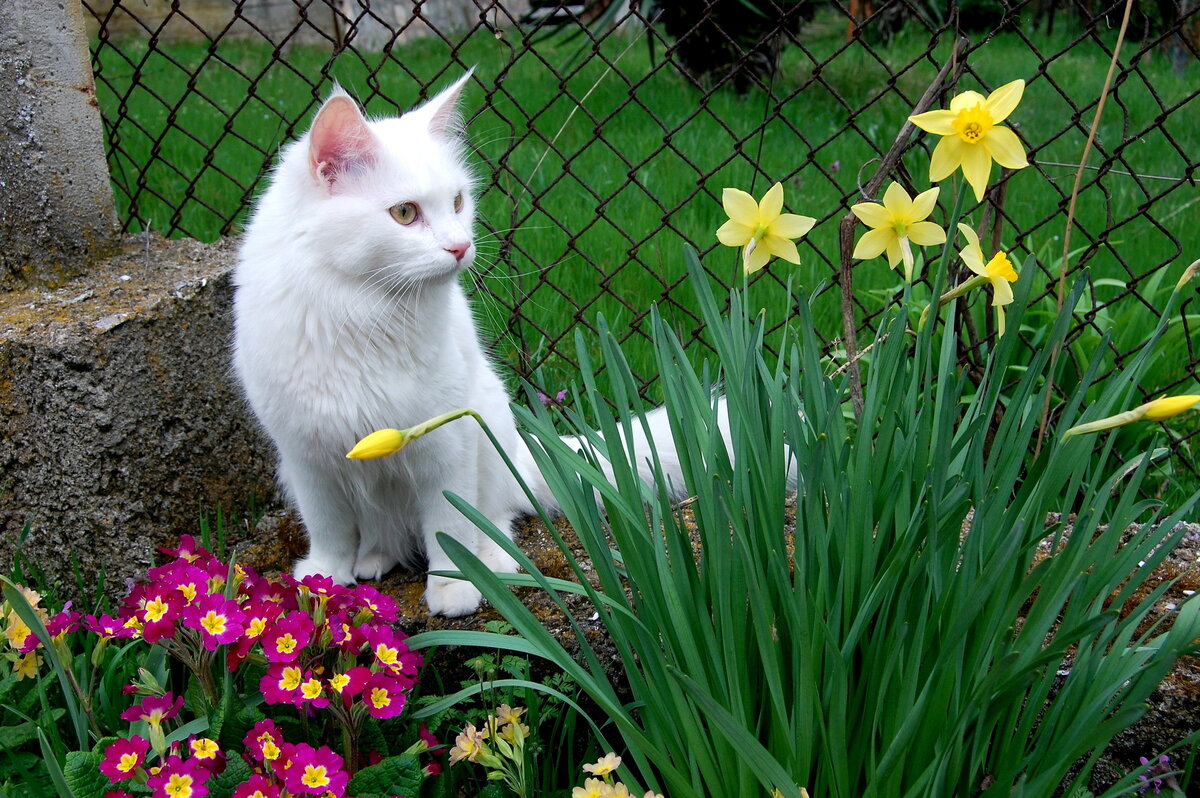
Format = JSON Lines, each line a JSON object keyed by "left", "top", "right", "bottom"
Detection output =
{"left": 260, "top": 611, "right": 313, "bottom": 662}
{"left": 84, "top": 613, "right": 136, "bottom": 640}
{"left": 182, "top": 593, "right": 246, "bottom": 650}
{"left": 260, "top": 663, "right": 305, "bottom": 705}
{"left": 281, "top": 743, "right": 348, "bottom": 797}
{"left": 99, "top": 736, "right": 150, "bottom": 783}
{"left": 231, "top": 774, "right": 281, "bottom": 798}
{"left": 360, "top": 671, "right": 410, "bottom": 719}
{"left": 244, "top": 719, "right": 285, "bottom": 764}
{"left": 146, "top": 754, "right": 211, "bottom": 798}
{"left": 120, "top": 692, "right": 184, "bottom": 726}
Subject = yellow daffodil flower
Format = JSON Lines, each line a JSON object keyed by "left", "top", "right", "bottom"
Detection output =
{"left": 957, "top": 223, "right": 1019, "bottom": 334}
{"left": 850, "top": 182, "right": 946, "bottom": 280}
{"left": 716, "top": 182, "right": 816, "bottom": 274}
{"left": 1062, "top": 394, "right": 1199, "bottom": 440}
{"left": 909, "top": 79, "right": 1029, "bottom": 202}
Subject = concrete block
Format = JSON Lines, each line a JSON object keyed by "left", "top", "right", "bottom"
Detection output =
{"left": 0, "top": 234, "right": 274, "bottom": 596}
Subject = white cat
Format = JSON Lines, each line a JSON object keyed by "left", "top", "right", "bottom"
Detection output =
{"left": 232, "top": 75, "right": 690, "bottom": 617}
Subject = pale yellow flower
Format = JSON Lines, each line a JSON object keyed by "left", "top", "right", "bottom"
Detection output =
{"left": 13, "top": 651, "right": 40, "bottom": 680}
{"left": 583, "top": 752, "right": 622, "bottom": 776}
{"left": 957, "top": 223, "right": 1019, "bottom": 334}
{"left": 851, "top": 182, "right": 946, "bottom": 280}
{"left": 448, "top": 723, "right": 490, "bottom": 766}
{"left": 573, "top": 778, "right": 608, "bottom": 798}
{"left": 716, "top": 182, "right": 816, "bottom": 274}
{"left": 909, "top": 79, "right": 1029, "bottom": 202}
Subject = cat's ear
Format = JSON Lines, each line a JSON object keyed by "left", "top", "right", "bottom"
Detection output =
{"left": 413, "top": 69, "right": 474, "bottom": 140}
{"left": 307, "top": 88, "right": 377, "bottom": 192}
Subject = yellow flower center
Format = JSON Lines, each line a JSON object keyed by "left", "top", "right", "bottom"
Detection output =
{"left": 261, "top": 739, "right": 281, "bottom": 760}
{"left": 301, "top": 678, "right": 323, "bottom": 699}
{"left": 200, "top": 612, "right": 227, "bottom": 636}
{"left": 178, "top": 583, "right": 198, "bottom": 603}
{"left": 275, "top": 633, "right": 297, "bottom": 654}
{"left": 165, "top": 773, "right": 195, "bottom": 797}
{"left": 280, "top": 666, "right": 303, "bottom": 690}
{"left": 246, "top": 617, "right": 267, "bottom": 638}
{"left": 118, "top": 752, "right": 140, "bottom": 773}
{"left": 953, "top": 104, "right": 994, "bottom": 144}
{"left": 144, "top": 597, "right": 170, "bottom": 623}
{"left": 985, "top": 251, "right": 1018, "bottom": 282}
{"left": 329, "top": 673, "right": 350, "bottom": 693}
{"left": 374, "top": 644, "right": 399, "bottom": 665}
{"left": 370, "top": 686, "right": 391, "bottom": 709}
{"left": 302, "top": 765, "right": 331, "bottom": 788}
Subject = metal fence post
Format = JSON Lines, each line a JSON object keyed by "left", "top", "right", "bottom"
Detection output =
{"left": 0, "top": 0, "right": 118, "bottom": 289}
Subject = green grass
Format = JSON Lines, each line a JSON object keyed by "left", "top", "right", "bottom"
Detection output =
{"left": 89, "top": 9, "right": 1198, "bottom": 495}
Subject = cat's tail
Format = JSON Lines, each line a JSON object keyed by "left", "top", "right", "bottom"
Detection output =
{"left": 511, "top": 399, "right": 731, "bottom": 516}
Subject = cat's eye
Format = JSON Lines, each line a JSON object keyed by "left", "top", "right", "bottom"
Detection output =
{"left": 389, "top": 202, "right": 418, "bottom": 225}
{"left": 453, "top": 192, "right": 464, "bottom": 213}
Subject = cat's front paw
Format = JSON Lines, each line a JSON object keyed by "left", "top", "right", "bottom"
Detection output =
{"left": 424, "top": 575, "right": 483, "bottom": 617}
{"left": 293, "top": 554, "right": 356, "bottom": 586}
{"left": 353, "top": 550, "right": 397, "bottom": 582}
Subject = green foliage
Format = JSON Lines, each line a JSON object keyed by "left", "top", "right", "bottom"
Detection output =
{"left": 415, "top": 246, "right": 1199, "bottom": 797}
{"left": 346, "top": 752, "right": 425, "bottom": 798}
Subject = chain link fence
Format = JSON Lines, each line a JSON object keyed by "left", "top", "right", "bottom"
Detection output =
{"left": 82, "top": 0, "right": 1199, "bottom": 486}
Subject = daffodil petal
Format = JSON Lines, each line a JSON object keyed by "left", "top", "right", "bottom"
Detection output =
{"left": 851, "top": 201, "right": 891, "bottom": 229}
{"left": 771, "top": 213, "right": 816, "bottom": 239}
{"left": 996, "top": 306, "right": 1007, "bottom": 336}
{"left": 885, "top": 238, "right": 904, "bottom": 269}
{"left": 959, "top": 142, "right": 992, "bottom": 201}
{"left": 983, "top": 79, "right": 1024, "bottom": 124}
{"left": 929, "top": 135, "right": 964, "bottom": 183}
{"left": 722, "top": 188, "right": 760, "bottom": 226}
{"left": 956, "top": 222, "right": 982, "bottom": 250}
{"left": 347, "top": 429, "right": 406, "bottom": 459}
{"left": 1144, "top": 395, "right": 1200, "bottom": 421}
{"left": 909, "top": 109, "right": 957, "bottom": 136}
{"left": 763, "top": 234, "right": 801, "bottom": 265}
{"left": 982, "top": 125, "right": 1028, "bottom": 170}
{"left": 991, "top": 278, "right": 1014, "bottom": 306}
{"left": 910, "top": 187, "right": 940, "bottom": 221}
{"left": 759, "top": 182, "right": 785, "bottom": 218}
{"left": 882, "top": 182, "right": 913, "bottom": 216}
{"left": 745, "top": 243, "right": 771, "bottom": 274}
{"left": 853, "top": 227, "right": 893, "bottom": 260}
{"left": 949, "top": 90, "right": 987, "bottom": 113}
{"left": 907, "top": 221, "right": 946, "bottom": 246}
{"left": 716, "top": 219, "right": 753, "bottom": 247}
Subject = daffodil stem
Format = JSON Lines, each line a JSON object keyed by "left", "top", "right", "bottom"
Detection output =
{"left": 918, "top": 274, "right": 987, "bottom": 331}
{"left": 835, "top": 40, "right": 965, "bottom": 420}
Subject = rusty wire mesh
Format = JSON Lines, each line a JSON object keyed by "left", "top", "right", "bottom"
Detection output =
{"left": 82, "top": 0, "right": 1199, "bottom": 486}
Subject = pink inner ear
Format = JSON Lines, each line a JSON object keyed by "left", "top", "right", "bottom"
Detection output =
{"left": 308, "top": 95, "right": 376, "bottom": 190}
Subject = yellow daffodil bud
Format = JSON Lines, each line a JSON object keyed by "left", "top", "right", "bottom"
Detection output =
{"left": 346, "top": 428, "right": 407, "bottom": 459}
{"left": 1062, "top": 394, "right": 1199, "bottom": 440}
{"left": 1143, "top": 394, "right": 1200, "bottom": 421}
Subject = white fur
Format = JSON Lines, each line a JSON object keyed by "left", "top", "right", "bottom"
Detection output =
{"left": 233, "top": 76, "right": 708, "bottom": 617}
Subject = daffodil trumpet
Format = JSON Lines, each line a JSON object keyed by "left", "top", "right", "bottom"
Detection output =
{"left": 346, "top": 408, "right": 484, "bottom": 460}
{"left": 1061, "top": 395, "right": 1200, "bottom": 441}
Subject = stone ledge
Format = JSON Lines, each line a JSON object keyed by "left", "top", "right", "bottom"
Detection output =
{"left": 0, "top": 233, "right": 274, "bottom": 595}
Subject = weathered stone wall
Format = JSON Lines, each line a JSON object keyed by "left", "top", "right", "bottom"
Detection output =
{"left": 0, "top": 235, "right": 276, "bottom": 596}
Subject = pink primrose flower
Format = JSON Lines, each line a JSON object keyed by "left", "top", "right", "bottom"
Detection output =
{"left": 148, "top": 561, "right": 212, "bottom": 607}
{"left": 260, "top": 663, "right": 305, "bottom": 705}
{"left": 84, "top": 613, "right": 136, "bottom": 640}
{"left": 146, "top": 754, "right": 211, "bottom": 798}
{"left": 187, "top": 736, "right": 226, "bottom": 775}
{"left": 260, "top": 611, "right": 313, "bottom": 663}
{"left": 231, "top": 774, "right": 281, "bottom": 798}
{"left": 281, "top": 743, "right": 348, "bottom": 797}
{"left": 158, "top": 534, "right": 213, "bottom": 564}
{"left": 46, "top": 607, "right": 80, "bottom": 639}
{"left": 360, "top": 671, "right": 410, "bottom": 719}
{"left": 121, "top": 693, "right": 184, "bottom": 727}
{"left": 297, "top": 574, "right": 342, "bottom": 604}
{"left": 99, "top": 735, "right": 150, "bottom": 783}
{"left": 243, "top": 719, "right": 285, "bottom": 764}
{"left": 105, "top": 791, "right": 135, "bottom": 798}
{"left": 297, "top": 674, "right": 330, "bottom": 709}
{"left": 353, "top": 584, "right": 399, "bottom": 623}
{"left": 135, "top": 587, "right": 183, "bottom": 644}
{"left": 326, "top": 612, "right": 365, "bottom": 653}
{"left": 182, "top": 594, "right": 245, "bottom": 651}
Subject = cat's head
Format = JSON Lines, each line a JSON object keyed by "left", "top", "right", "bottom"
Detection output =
{"left": 296, "top": 73, "right": 477, "bottom": 283}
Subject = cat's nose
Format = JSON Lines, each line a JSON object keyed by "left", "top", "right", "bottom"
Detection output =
{"left": 445, "top": 242, "right": 471, "bottom": 262}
